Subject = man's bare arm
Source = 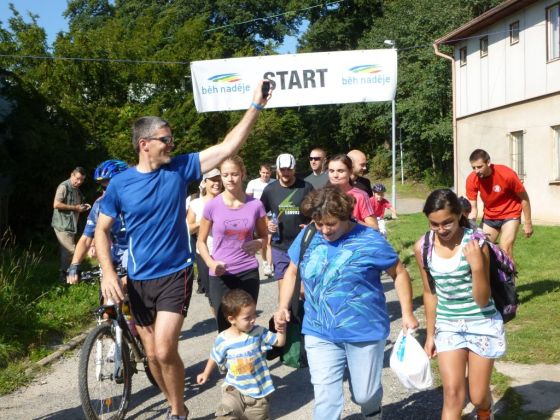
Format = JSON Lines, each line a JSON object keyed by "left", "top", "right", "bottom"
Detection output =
{"left": 517, "top": 191, "right": 533, "bottom": 237}
{"left": 468, "top": 199, "right": 478, "bottom": 221}
{"left": 199, "top": 81, "right": 271, "bottom": 173}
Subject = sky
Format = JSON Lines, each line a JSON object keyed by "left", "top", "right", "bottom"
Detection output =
{"left": 0, "top": 1, "right": 69, "bottom": 46}
{"left": 0, "top": 1, "right": 298, "bottom": 53}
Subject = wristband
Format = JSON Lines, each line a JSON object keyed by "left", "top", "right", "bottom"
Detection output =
{"left": 250, "top": 102, "right": 264, "bottom": 111}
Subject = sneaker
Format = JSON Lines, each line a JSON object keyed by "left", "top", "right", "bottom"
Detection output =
{"left": 475, "top": 408, "right": 494, "bottom": 420}
{"left": 196, "top": 281, "right": 205, "bottom": 294}
{"left": 364, "top": 407, "right": 382, "bottom": 419}
{"left": 165, "top": 404, "right": 188, "bottom": 420}
{"left": 263, "top": 262, "right": 273, "bottom": 277}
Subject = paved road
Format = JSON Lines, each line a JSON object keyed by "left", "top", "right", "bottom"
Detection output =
{"left": 0, "top": 260, "right": 443, "bottom": 419}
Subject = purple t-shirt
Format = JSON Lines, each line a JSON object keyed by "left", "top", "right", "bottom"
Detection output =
{"left": 203, "top": 195, "right": 266, "bottom": 276}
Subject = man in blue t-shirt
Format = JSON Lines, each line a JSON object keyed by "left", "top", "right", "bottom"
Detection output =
{"left": 95, "top": 82, "right": 271, "bottom": 420}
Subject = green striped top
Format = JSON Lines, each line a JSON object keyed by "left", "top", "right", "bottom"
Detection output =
{"left": 428, "top": 229, "right": 497, "bottom": 320}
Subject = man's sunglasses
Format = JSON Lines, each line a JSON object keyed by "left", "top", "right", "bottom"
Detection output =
{"left": 145, "top": 135, "right": 174, "bottom": 145}
{"left": 309, "top": 157, "right": 323, "bottom": 161}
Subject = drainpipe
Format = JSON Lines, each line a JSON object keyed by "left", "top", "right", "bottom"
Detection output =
{"left": 433, "top": 42, "right": 458, "bottom": 192}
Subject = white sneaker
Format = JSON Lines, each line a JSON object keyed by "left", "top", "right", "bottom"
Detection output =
{"left": 263, "top": 262, "right": 273, "bottom": 277}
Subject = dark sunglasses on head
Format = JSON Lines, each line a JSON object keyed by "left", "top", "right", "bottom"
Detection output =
{"left": 309, "top": 157, "right": 322, "bottom": 161}
{"left": 145, "top": 135, "right": 174, "bottom": 145}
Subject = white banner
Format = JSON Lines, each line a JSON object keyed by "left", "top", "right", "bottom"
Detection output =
{"left": 190, "top": 49, "right": 397, "bottom": 112}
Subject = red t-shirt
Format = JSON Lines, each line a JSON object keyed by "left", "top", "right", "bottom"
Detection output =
{"left": 370, "top": 197, "right": 392, "bottom": 218}
{"left": 465, "top": 164, "right": 525, "bottom": 219}
{"left": 346, "top": 187, "right": 375, "bottom": 222}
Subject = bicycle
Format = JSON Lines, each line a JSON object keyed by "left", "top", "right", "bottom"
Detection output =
{"left": 78, "top": 268, "right": 158, "bottom": 420}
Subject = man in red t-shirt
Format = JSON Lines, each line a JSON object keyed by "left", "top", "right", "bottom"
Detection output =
{"left": 465, "top": 149, "right": 533, "bottom": 258}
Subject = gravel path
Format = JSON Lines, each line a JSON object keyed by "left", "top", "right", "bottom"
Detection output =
{"left": 0, "top": 260, "right": 440, "bottom": 419}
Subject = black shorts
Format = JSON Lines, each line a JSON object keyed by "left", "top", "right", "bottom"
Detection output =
{"left": 208, "top": 268, "right": 260, "bottom": 332}
{"left": 482, "top": 217, "right": 520, "bottom": 230}
{"left": 128, "top": 266, "right": 194, "bottom": 327}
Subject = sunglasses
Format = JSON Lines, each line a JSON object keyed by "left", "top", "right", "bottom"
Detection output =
{"left": 309, "top": 157, "right": 323, "bottom": 161}
{"left": 145, "top": 135, "right": 174, "bottom": 145}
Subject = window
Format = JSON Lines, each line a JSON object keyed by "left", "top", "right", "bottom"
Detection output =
{"left": 547, "top": 4, "right": 560, "bottom": 61}
{"left": 459, "top": 47, "right": 467, "bottom": 66}
{"left": 510, "top": 21, "right": 520, "bottom": 44}
{"left": 480, "top": 36, "right": 488, "bottom": 57}
{"left": 553, "top": 126, "right": 560, "bottom": 181}
{"left": 509, "top": 131, "right": 525, "bottom": 179}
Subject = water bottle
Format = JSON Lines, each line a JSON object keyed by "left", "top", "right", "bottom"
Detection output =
{"left": 122, "top": 300, "right": 138, "bottom": 336}
{"left": 270, "top": 212, "right": 280, "bottom": 242}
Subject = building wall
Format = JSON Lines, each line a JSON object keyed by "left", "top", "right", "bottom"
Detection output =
{"left": 455, "top": 93, "right": 560, "bottom": 224}
{"left": 455, "top": 0, "right": 560, "bottom": 118}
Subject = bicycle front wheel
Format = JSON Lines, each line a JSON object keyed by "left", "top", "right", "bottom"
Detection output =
{"left": 79, "top": 323, "right": 132, "bottom": 420}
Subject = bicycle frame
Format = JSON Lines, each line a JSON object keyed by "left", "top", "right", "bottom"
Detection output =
{"left": 94, "top": 304, "right": 145, "bottom": 378}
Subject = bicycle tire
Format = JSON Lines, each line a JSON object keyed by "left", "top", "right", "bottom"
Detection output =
{"left": 79, "top": 323, "right": 132, "bottom": 420}
{"left": 134, "top": 337, "right": 159, "bottom": 390}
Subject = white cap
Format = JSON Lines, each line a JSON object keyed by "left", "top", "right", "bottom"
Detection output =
{"left": 202, "top": 168, "right": 221, "bottom": 180}
{"left": 276, "top": 153, "right": 296, "bottom": 169}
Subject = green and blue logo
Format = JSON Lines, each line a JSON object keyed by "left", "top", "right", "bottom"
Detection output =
{"left": 348, "top": 64, "right": 382, "bottom": 74}
{"left": 208, "top": 73, "right": 242, "bottom": 83}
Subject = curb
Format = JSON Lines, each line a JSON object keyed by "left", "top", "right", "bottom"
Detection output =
{"left": 25, "top": 327, "right": 93, "bottom": 375}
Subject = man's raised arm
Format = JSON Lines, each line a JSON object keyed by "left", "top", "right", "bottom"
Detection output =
{"left": 199, "top": 80, "right": 271, "bottom": 173}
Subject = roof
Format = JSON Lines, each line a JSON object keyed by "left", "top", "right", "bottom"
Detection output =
{"left": 434, "top": 0, "right": 538, "bottom": 45}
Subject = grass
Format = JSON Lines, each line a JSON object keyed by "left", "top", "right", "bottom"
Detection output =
{"left": 0, "top": 231, "right": 99, "bottom": 394}
{"left": 375, "top": 177, "right": 444, "bottom": 200}
{"left": 386, "top": 214, "right": 560, "bottom": 417}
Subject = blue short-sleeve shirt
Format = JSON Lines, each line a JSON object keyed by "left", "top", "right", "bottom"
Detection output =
{"left": 84, "top": 195, "right": 127, "bottom": 266}
{"left": 100, "top": 153, "right": 201, "bottom": 280}
{"left": 288, "top": 223, "right": 398, "bottom": 343}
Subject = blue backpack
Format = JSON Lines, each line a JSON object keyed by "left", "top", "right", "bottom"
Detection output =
{"left": 420, "top": 230, "right": 519, "bottom": 323}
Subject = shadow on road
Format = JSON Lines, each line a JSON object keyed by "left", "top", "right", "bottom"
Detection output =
{"left": 269, "top": 359, "right": 314, "bottom": 418}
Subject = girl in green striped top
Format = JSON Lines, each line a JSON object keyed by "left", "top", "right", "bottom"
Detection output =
{"left": 415, "top": 189, "right": 505, "bottom": 420}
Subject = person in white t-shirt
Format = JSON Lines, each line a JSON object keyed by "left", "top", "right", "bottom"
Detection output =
{"left": 245, "top": 164, "right": 274, "bottom": 200}
{"left": 187, "top": 168, "right": 223, "bottom": 305}
{"left": 246, "top": 164, "right": 275, "bottom": 277}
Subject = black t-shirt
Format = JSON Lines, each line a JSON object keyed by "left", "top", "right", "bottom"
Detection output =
{"left": 260, "top": 178, "right": 314, "bottom": 250}
{"left": 354, "top": 176, "right": 373, "bottom": 197}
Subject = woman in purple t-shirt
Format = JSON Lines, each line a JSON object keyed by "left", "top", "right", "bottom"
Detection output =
{"left": 197, "top": 156, "right": 268, "bottom": 331}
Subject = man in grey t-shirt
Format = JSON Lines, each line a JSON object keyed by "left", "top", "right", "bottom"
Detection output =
{"left": 51, "top": 167, "right": 90, "bottom": 281}
{"left": 304, "top": 147, "right": 328, "bottom": 189}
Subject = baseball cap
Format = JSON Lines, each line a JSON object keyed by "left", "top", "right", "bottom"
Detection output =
{"left": 202, "top": 168, "right": 221, "bottom": 180}
{"left": 276, "top": 153, "right": 296, "bottom": 169}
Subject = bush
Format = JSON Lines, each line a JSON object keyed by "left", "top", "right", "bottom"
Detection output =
{"left": 370, "top": 146, "right": 392, "bottom": 179}
{"left": 422, "top": 169, "right": 453, "bottom": 189}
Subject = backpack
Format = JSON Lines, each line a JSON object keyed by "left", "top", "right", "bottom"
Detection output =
{"left": 420, "top": 229, "right": 519, "bottom": 323}
{"left": 266, "top": 223, "right": 317, "bottom": 368}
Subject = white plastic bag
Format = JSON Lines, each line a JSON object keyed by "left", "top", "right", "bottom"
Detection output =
{"left": 389, "top": 329, "right": 433, "bottom": 391}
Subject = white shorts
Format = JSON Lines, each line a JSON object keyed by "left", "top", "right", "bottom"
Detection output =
{"left": 435, "top": 313, "right": 506, "bottom": 358}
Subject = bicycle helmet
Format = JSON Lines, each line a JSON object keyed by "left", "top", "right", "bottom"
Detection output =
{"left": 373, "top": 183, "right": 386, "bottom": 193}
{"left": 94, "top": 159, "right": 128, "bottom": 182}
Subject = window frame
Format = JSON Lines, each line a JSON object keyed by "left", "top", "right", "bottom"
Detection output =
{"left": 459, "top": 46, "right": 467, "bottom": 66}
{"left": 552, "top": 125, "right": 560, "bottom": 182}
{"left": 509, "top": 20, "right": 520, "bottom": 45}
{"left": 546, "top": 3, "right": 560, "bottom": 62}
{"left": 480, "top": 36, "right": 489, "bottom": 57}
{"left": 509, "top": 130, "right": 525, "bottom": 180}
